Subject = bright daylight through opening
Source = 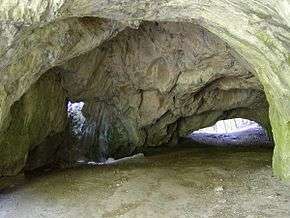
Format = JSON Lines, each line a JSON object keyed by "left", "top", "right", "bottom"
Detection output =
{"left": 189, "top": 118, "right": 272, "bottom": 147}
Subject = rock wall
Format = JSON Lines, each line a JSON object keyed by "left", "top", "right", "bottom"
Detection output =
{"left": 59, "top": 22, "right": 270, "bottom": 161}
{"left": 0, "top": 72, "right": 67, "bottom": 175}
{"left": 0, "top": 1, "right": 289, "bottom": 181}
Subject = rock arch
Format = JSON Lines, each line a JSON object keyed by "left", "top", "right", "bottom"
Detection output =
{"left": 0, "top": 1, "right": 289, "bottom": 180}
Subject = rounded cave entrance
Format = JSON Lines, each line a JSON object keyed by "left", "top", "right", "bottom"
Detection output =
{"left": 2, "top": 2, "right": 290, "bottom": 214}
{"left": 185, "top": 118, "right": 273, "bottom": 147}
{"left": 0, "top": 20, "right": 276, "bottom": 178}
{"left": 57, "top": 20, "right": 275, "bottom": 167}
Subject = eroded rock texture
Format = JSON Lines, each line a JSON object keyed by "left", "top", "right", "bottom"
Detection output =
{"left": 0, "top": 1, "right": 289, "bottom": 181}
{"left": 59, "top": 22, "right": 270, "bottom": 161}
{"left": 0, "top": 73, "right": 67, "bottom": 175}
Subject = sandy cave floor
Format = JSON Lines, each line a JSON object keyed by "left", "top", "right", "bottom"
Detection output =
{"left": 0, "top": 130, "right": 290, "bottom": 218}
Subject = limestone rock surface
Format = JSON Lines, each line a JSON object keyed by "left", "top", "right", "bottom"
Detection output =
{"left": 0, "top": 0, "right": 289, "bottom": 181}
{"left": 59, "top": 22, "right": 270, "bottom": 161}
{"left": 0, "top": 73, "right": 67, "bottom": 175}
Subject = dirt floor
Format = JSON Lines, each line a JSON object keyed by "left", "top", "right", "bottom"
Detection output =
{"left": 0, "top": 130, "right": 290, "bottom": 218}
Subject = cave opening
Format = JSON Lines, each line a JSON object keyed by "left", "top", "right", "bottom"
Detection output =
{"left": 1, "top": 15, "right": 289, "bottom": 216}
{"left": 186, "top": 118, "right": 273, "bottom": 148}
{"left": 2, "top": 1, "right": 290, "bottom": 216}
{"left": 0, "top": 20, "right": 271, "bottom": 175}
{"left": 55, "top": 20, "right": 275, "bottom": 168}
{"left": 66, "top": 100, "right": 110, "bottom": 165}
{"left": 66, "top": 100, "right": 142, "bottom": 166}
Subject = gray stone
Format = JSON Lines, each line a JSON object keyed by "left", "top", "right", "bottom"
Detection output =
{"left": 0, "top": 1, "right": 289, "bottom": 181}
